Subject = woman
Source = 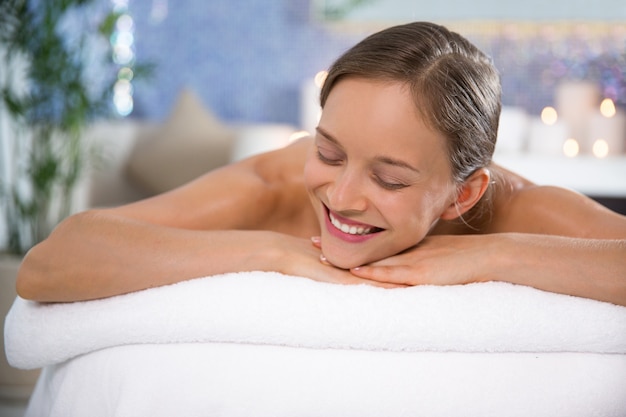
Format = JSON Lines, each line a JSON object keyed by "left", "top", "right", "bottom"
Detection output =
{"left": 16, "top": 22, "right": 626, "bottom": 305}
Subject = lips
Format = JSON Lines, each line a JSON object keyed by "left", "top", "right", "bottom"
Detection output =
{"left": 324, "top": 206, "right": 383, "bottom": 242}
{"left": 328, "top": 212, "right": 378, "bottom": 235}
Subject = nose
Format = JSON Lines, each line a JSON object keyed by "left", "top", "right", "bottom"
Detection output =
{"left": 326, "top": 168, "right": 368, "bottom": 213}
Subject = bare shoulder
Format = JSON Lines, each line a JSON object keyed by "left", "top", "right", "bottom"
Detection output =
{"left": 248, "top": 137, "right": 319, "bottom": 235}
{"left": 486, "top": 164, "right": 626, "bottom": 238}
{"left": 252, "top": 137, "right": 312, "bottom": 184}
{"left": 109, "top": 138, "right": 315, "bottom": 233}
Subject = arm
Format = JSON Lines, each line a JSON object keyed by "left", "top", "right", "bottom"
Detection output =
{"left": 349, "top": 232, "right": 626, "bottom": 306}
{"left": 17, "top": 212, "right": 279, "bottom": 302}
{"left": 16, "top": 140, "right": 378, "bottom": 302}
{"left": 350, "top": 176, "right": 626, "bottom": 306}
{"left": 483, "top": 183, "right": 626, "bottom": 305}
{"left": 16, "top": 151, "right": 279, "bottom": 302}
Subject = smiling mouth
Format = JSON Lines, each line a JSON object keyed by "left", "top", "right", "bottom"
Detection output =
{"left": 327, "top": 210, "right": 384, "bottom": 236}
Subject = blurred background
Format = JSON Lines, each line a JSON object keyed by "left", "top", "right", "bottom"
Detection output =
{"left": 79, "top": 1, "right": 626, "bottom": 205}
{"left": 125, "top": 0, "right": 626, "bottom": 124}
{"left": 109, "top": 0, "right": 626, "bottom": 208}
{"left": 0, "top": 1, "right": 625, "bottom": 413}
{"left": 1, "top": 0, "right": 625, "bottom": 229}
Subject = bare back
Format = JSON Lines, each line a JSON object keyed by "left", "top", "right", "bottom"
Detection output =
{"left": 110, "top": 138, "right": 319, "bottom": 237}
{"left": 16, "top": 137, "right": 626, "bottom": 303}
{"left": 111, "top": 137, "right": 626, "bottom": 241}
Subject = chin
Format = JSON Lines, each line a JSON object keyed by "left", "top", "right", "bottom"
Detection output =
{"left": 325, "top": 255, "right": 361, "bottom": 270}
{"left": 321, "top": 241, "right": 385, "bottom": 270}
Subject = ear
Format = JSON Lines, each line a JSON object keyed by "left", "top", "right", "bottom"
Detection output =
{"left": 440, "top": 168, "right": 491, "bottom": 220}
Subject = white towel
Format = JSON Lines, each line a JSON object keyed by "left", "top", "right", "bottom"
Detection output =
{"left": 5, "top": 271, "right": 626, "bottom": 369}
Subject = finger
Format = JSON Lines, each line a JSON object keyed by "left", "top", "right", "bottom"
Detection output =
{"left": 354, "top": 279, "right": 407, "bottom": 289}
{"left": 330, "top": 271, "right": 407, "bottom": 289}
{"left": 350, "top": 264, "right": 415, "bottom": 285}
{"left": 310, "top": 236, "right": 321, "bottom": 248}
{"left": 315, "top": 262, "right": 406, "bottom": 289}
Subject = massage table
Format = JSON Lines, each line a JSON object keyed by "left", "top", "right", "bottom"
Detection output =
{"left": 5, "top": 271, "right": 626, "bottom": 416}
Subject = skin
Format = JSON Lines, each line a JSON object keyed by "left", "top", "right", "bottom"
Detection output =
{"left": 305, "top": 79, "right": 463, "bottom": 270}
{"left": 16, "top": 78, "right": 626, "bottom": 306}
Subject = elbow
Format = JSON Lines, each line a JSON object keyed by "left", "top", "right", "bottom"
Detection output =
{"left": 15, "top": 243, "right": 50, "bottom": 301}
{"left": 15, "top": 209, "right": 115, "bottom": 302}
{"left": 14, "top": 210, "right": 94, "bottom": 302}
{"left": 16, "top": 236, "right": 72, "bottom": 302}
{"left": 15, "top": 258, "right": 34, "bottom": 300}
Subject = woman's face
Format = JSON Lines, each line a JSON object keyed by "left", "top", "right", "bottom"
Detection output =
{"left": 304, "top": 78, "right": 457, "bottom": 269}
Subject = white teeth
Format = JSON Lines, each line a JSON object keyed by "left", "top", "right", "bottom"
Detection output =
{"left": 329, "top": 213, "right": 373, "bottom": 235}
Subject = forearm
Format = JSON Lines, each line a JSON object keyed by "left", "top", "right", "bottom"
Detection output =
{"left": 16, "top": 210, "right": 279, "bottom": 302}
{"left": 487, "top": 233, "right": 626, "bottom": 306}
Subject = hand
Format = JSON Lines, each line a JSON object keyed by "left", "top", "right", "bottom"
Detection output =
{"left": 266, "top": 233, "right": 404, "bottom": 289}
{"left": 313, "top": 234, "right": 494, "bottom": 287}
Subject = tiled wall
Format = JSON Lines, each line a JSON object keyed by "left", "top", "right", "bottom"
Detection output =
{"left": 127, "top": 0, "right": 362, "bottom": 125}
{"left": 125, "top": 0, "right": 626, "bottom": 127}
{"left": 476, "top": 23, "right": 626, "bottom": 115}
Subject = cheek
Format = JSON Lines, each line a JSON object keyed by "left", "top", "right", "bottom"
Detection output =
{"left": 388, "top": 200, "right": 427, "bottom": 235}
{"left": 303, "top": 156, "right": 329, "bottom": 193}
{"left": 385, "top": 189, "right": 449, "bottom": 232}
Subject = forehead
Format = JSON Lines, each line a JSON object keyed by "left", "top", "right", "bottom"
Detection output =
{"left": 319, "top": 78, "right": 449, "bottom": 165}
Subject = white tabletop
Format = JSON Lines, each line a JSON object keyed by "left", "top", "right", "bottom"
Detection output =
{"left": 493, "top": 154, "right": 626, "bottom": 197}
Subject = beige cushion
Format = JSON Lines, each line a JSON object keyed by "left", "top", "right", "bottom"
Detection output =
{"left": 126, "top": 89, "right": 235, "bottom": 194}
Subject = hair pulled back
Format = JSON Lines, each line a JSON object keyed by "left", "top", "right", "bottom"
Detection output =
{"left": 320, "top": 22, "right": 501, "bottom": 184}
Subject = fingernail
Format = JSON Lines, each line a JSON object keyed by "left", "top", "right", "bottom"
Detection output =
{"left": 311, "top": 236, "right": 321, "bottom": 244}
{"left": 320, "top": 254, "right": 328, "bottom": 263}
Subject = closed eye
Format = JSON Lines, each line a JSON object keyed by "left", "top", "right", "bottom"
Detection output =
{"left": 373, "top": 174, "right": 409, "bottom": 190}
{"left": 316, "top": 147, "right": 344, "bottom": 166}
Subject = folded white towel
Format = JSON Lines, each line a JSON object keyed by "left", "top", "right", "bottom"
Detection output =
{"left": 5, "top": 271, "right": 626, "bottom": 369}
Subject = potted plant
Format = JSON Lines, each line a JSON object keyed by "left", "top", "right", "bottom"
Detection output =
{"left": 0, "top": 0, "right": 120, "bottom": 255}
{"left": 0, "top": 0, "right": 150, "bottom": 399}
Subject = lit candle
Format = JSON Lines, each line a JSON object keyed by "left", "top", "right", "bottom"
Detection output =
{"left": 562, "top": 138, "right": 580, "bottom": 158}
{"left": 495, "top": 106, "right": 528, "bottom": 154}
{"left": 589, "top": 98, "right": 626, "bottom": 157}
{"left": 555, "top": 81, "right": 600, "bottom": 153}
{"left": 299, "top": 71, "right": 328, "bottom": 136}
{"left": 527, "top": 106, "right": 568, "bottom": 155}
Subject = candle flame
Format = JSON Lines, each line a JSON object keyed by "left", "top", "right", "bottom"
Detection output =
{"left": 541, "top": 106, "right": 558, "bottom": 125}
{"left": 563, "top": 138, "right": 579, "bottom": 157}
{"left": 592, "top": 139, "right": 609, "bottom": 158}
{"left": 600, "top": 98, "right": 616, "bottom": 118}
{"left": 314, "top": 71, "right": 328, "bottom": 89}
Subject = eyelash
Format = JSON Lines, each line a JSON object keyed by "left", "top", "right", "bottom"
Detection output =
{"left": 317, "top": 148, "right": 409, "bottom": 191}
{"left": 316, "top": 149, "right": 343, "bottom": 165}
{"left": 374, "top": 176, "right": 408, "bottom": 190}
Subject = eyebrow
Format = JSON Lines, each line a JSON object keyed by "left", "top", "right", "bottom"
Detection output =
{"left": 316, "top": 127, "right": 421, "bottom": 174}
